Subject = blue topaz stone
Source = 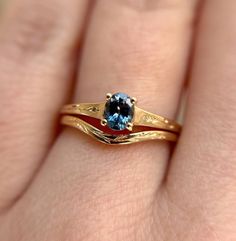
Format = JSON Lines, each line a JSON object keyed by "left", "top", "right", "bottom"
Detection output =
{"left": 103, "top": 93, "right": 134, "bottom": 131}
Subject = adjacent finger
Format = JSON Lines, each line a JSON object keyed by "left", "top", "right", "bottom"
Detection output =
{"left": 0, "top": 0, "right": 90, "bottom": 211}
{"left": 167, "top": 0, "right": 236, "bottom": 234}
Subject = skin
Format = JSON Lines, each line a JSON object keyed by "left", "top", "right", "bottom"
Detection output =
{"left": 0, "top": 0, "right": 236, "bottom": 240}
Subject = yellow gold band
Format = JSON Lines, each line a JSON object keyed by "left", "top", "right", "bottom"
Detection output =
{"left": 61, "top": 115, "right": 178, "bottom": 145}
{"left": 61, "top": 103, "right": 181, "bottom": 133}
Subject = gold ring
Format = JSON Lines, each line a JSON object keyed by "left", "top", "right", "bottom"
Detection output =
{"left": 60, "top": 92, "right": 181, "bottom": 145}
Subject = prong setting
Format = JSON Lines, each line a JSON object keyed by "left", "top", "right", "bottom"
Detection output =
{"left": 106, "top": 93, "right": 112, "bottom": 100}
{"left": 101, "top": 119, "right": 107, "bottom": 126}
{"left": 131, "top": 97, "right": 137, "bottom": 104}
{"left": 126, "top": 122, "right": 133, "bottom": 131}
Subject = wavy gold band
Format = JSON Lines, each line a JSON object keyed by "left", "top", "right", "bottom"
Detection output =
{"left": 61, "top": 115, "right": 178, "bottom": 145}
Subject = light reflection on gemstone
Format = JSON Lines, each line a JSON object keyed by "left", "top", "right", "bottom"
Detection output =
{"left": 103, "top": 93, "right": 134, "bottom": 131}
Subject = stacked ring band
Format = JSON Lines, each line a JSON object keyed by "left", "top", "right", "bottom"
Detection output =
{"left": 60, "top": 92, "right": 181, "bottom": 145}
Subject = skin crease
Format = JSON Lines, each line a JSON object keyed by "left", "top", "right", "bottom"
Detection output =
{"left": 0, "top": 0, "right": 236, "bottom": 240}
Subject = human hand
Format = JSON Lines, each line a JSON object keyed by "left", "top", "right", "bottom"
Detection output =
{"left": 0, "top": 0, "right": 235, "bottom": 240}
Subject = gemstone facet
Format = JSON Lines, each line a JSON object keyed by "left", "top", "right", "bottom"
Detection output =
{"left": 103, "top": 93, "right": 134, "bottom": 131}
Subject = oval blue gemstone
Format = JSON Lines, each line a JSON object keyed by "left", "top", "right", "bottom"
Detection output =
{"left": 104, "top": 93, "right": 134, "bottom": 131}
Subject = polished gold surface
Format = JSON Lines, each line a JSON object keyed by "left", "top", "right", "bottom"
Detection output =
{"left": 61, "top": 103, "right": 181, "bottom": 133}
{"left": 61, "top": 115, "right": 178, "bottom": 145}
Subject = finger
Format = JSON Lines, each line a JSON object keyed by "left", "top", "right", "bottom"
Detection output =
{"left": 43, "top": 0, "right": 197, "bottom": 192}
{"left": 0, "top": 0, "right": 90, "bottom": 211}
{"left": 167, "top": 0, "right": 236, "bottom": 231}
{"left": 48, "top": 0, "right": 197, "bottom": 190}
{"left": 60, "top": 0, "right": 197, "bottom": 183}
{"left": 13, "top": 1, "right": 199, "bottom": 238}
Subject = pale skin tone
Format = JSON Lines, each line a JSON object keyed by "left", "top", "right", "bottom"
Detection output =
{"left": 0, "top": 0, "right": 236, "bottom": 240}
